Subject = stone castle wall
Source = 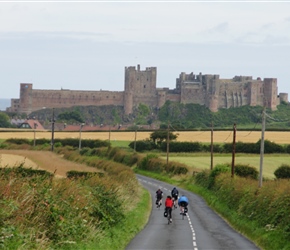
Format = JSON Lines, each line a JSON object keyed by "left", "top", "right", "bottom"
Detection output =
{"left": 8, "top": 65, "right": 288, "bottom": 115}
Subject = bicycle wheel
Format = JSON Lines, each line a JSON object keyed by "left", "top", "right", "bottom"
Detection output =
{"left": 181, "top": 207, "right": 185, "bottom": 220}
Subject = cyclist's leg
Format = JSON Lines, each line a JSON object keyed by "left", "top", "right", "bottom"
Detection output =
{"left": 180, "top": 205, "right": 184, "bottom": 214}
{"left": 175, "top": 196, "right": 178, "bottom": 207}
{"left": 169, "top": 208, "right": 172, "bottom": 221}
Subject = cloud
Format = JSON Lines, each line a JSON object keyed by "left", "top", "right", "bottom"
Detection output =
{"left": 209, "top": 22, "right": 229, "bottom": 34}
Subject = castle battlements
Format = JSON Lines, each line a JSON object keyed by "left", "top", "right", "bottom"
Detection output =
{"left": 7, "top": 65, "right": 288, "bottom": 114}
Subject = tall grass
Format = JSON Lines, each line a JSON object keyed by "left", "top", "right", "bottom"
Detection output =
{"left": 0, "top": 147, "right": 146, "bottom": 250}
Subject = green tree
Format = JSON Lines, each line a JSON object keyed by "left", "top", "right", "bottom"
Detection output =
{"left": 0, "top": 112, "right": 12, "bottom": 127}
{"left": 58, "top": 111, "right": 84, "bottom": 123}
{"left": 135, "top": 103, "right": 151, "bottom": 125}
{"left": 150, "top": 130, "right": 178, "bottom": 146}
{"left": 112, "top": 108, "right": 121, "bottom": 125}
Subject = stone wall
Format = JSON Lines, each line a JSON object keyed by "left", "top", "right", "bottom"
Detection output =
{"left": 8, "top": 65, "right": 288, "bottom": 115}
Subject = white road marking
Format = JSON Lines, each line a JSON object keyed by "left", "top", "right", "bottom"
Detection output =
{"left": 138, "top": 177, "right": 199, "bottom": 250}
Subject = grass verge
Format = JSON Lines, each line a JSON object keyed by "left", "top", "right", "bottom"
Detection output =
{"left": 87, "top": 186, "right": 151, "bottom": 250}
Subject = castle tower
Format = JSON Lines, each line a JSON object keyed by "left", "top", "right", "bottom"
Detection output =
{"left": 279, "top": 93, "right": 288, "bottom": 103}
{"left": 205, "top": 75, "right": 219, "bottom": 112}
{"left": 124, "top": 65, "right": 157, "bottom": 114}
{"left": 19, "top": 83, "right": 33, "bottom": 114}
{"left": 157, "top": 89, "right": 167, "bottom": 109}
{"left": 124, "top": 64, "right": 157, "bottom": 93}
{"left": 124, "top": 91, "right": 133, "bottom": 115}
{"left": 264, "top": 78, "right": 278, "bottom": 110}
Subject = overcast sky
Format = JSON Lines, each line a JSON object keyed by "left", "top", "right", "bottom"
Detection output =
{"left": 1, "top": 1, "right": 290, "bottom": 101}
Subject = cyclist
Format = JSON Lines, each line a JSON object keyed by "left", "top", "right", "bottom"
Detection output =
{"left": 155, "top": 188, "right": 163, "bottom": 207}
{"left": 171, "top": 187, "right": 179, "bottom": 208}
{"left": 178, "top": 195, "right": 189, "bottom": 215}
{"left": 164, "top": 195, "right": 174, "bottom": 223}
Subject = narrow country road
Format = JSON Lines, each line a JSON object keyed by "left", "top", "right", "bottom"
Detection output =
{"left": 126, "top": 175, "right": 260, "bottom": 250}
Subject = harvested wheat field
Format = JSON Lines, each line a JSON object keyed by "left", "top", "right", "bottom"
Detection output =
{"left": 1, "top": 130, "right": 290, "bottom": 144}
{"left": 0, "top": 150, "right": 102, "bottom": 178}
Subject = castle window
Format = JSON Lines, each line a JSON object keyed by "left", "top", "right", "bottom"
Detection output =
{"left": 106, "top": 96, "right": 109, "bottom": 98}
{"left": 113, "top": 96, "right": 115, "bottom": 98}
{"left": 144, "top": 85, "right": 146, "bottom": 88}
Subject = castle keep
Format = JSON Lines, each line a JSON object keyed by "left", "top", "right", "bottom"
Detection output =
{"left": 8, "top": 65, "right": 288, "bottom": 114}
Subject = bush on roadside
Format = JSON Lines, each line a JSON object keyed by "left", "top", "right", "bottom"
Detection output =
{"left": 128, "top": 140, "right": 157, "bottom": 152}
{"left": 194, "top": 169, "right": 211, "bottom": 188}
{"left": 234, "top": 164, "right": 259, "bottom": 179}
{"left": 274, "top": 164, "right": 290, "bottom": 179}
{"left": 208, "top": 164, "right": 231, "bottom": 189}
{"left": 137, "top": 154, "right": 188, "bottom": 175}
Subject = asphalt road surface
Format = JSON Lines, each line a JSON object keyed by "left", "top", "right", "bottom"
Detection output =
{"left": 126, "top": 175, "right": 260, "bottom": 250}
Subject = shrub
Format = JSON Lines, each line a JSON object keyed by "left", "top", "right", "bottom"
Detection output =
{"left": 285, "top": 144, "right": 290, "bottom": 154}
{"left": 128, "top": 140, "right": 157, "bottom": 152}
{"left": 0, "top": 166, "right": 53, "bottom": 180}
{"left": 160, "top": 141, "right": 203, "bottom": 153}
{"left": 137, "top": 154, "right": 159, "bottom": 170}
{"left": 79, "top": 147, "right": 91, "bottom": 156}
{"left": 274, "top": 164, "right": 290, "bottom": 179}
{"left": 66, "top": 170, "right": 104, "bottom": 179}
{"left": 5, "top": 138, "right": 30, "bottom": 145}
{"left": 208, "top": 164, "right": 231, "bottom": 189}
{"left": 234, "top": 164, "right": 258, "bottom": 179}
{"left": 195, "top": 170, "right": 211, "bottom": 188}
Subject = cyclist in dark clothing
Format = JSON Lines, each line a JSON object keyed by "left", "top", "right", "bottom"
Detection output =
{"left": 171, "top": 187, "right": 179, "bottom": 208}
{"left": 156, "top": 188, "right": 163, "bottom": 207}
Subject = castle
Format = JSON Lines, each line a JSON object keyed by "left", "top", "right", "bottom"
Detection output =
{"left": 7, "top": 65, "right": 288, "bottom": 114}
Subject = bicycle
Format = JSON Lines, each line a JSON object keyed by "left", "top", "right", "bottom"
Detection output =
{"left": 172, "top": 195, "right": 178, "bottom": 209}
{"left": 156, "top": 198, "right": 162, "bottom": 209}
{"left": 180, "top": 206, "right": 188, "bottom": 220}
{"left": 164, "top": 207, "right": 172, "bottom": 224}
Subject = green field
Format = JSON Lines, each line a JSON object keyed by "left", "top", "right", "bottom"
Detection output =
{"left": 161, "top": 153, "right": 290, "bottom": 179}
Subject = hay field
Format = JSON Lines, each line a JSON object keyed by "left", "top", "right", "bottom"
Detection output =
{"left": 0, "top": 150, "right": 102, "bottom": 178}
{"left": 1, "top": 130, "right": 290, "bottom": 144}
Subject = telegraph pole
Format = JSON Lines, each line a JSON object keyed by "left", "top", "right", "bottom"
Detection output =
{"left": 51, "top": 108, "right": 55, "bottom": 152}
{"left": 210, "top": 122, "right": 213, "bottom": 170}
{"left": 166, "top": 121, "right": 169, "bottom": 167}
{"left": 79, "top": 123, "right": 84, "bottom": 151}
{"left": 134, "top": 124, "right": 137, "bottom": 152}
{"left": 259, "top": 107, "right": 266, "bottom": 188}
{"left": 231, "top": 123, "right": 236, "bottom": 178}
{"left": 33, "top": 122, "right": 37, "bottom": 147}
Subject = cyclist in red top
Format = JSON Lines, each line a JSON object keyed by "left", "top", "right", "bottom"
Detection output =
{"left": 164, "top": 196, "right": 174, "bottom": 223}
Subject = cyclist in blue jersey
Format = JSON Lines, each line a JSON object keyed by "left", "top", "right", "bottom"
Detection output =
{"left": 178, "top": 195, "right": 189, "bottom": 215}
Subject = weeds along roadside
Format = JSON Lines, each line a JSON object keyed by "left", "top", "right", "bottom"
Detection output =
{"left": 0, "top": 146, "right": 151, "bottom": 250}
{"left": 3, "top": 141, "right": 290, "bottom": 250}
